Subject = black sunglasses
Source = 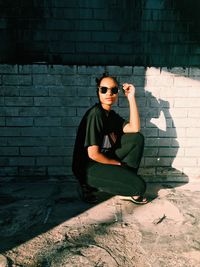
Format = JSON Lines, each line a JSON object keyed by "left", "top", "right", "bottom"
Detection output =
{"left": 98, "top": 86, "right": 119, "bottom": 94}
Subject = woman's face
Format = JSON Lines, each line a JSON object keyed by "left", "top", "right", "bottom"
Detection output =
{"left": 98, "top": 77, "right": 119, "bottom": 109}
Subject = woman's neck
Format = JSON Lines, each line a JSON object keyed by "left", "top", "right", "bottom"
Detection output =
{"left": 101, "top": 103, "right": 111, "bottom": 111}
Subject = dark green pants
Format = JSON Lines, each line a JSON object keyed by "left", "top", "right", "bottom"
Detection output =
{"left": 86, "top": 132, "right": 146, "bottom": 196}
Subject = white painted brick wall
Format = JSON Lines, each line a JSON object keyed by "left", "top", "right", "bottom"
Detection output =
{"left": 0, "top": 65, "right": 200, "bottom": 182}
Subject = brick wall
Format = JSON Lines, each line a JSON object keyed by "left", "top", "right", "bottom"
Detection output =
{"left": 0, "top": 64, "right": 200, "bottom": 182}
{"left": 0, "top": 0, "right": 200, "bottom": 66}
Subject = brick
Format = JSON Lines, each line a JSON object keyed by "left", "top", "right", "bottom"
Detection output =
{"left": 185, "top": 148, "right": 200, "bottom": 157}
{"left": 20, "top": 147, "right": 48, "bottom": 156}
{"left": 50, "top": 127, "right": 76, "bottom": 137}
{"left": 18, "top": 166, "right": 46, "bottom": 176}
{"left": 62, "top": 31, "right": 91, "bottom": 42}
{"left": 61, "top": 117, "right": 81, "bottom": 127}
{"left": 77, "top": 86, "right": 96, "bottom": 97}
{"left": 77, "top": 66, "right": 105, "bottom": 75}
{"left": 0, "top": 117, "right": 5, "bottom": 126}
{"left": 161, "top": 138, "right": 178, "bottom": 147}
{"left": 62, "top": 75, "right": 91, "bottom": 86}
{"left": 34, "top": 117, "right": 61, "bottom": 126}
{"left": 20, "top": 127, "right": 50, "bottom": 137}
{"left": 174, "top": 98, "right": 200, "bottom": 107}
{"left": 3, "top": 75, "right": 32, "bottom": 85}
{"left": 186, "top": 128, "right": 200, "bottom": 137}
{"left": 9, "top": 157, "right": 35, "bottom": 166}
{"left": 18, "top": 65, "right": 32, "bottom": 74}
{"left": 63, "top": 156, "right": 72, "bottom": 166}
{"left": 0, "top": 137, "right": 7, "bottom": 146}
{"left": 92, "top": 31, "right": 121, "bottom": 42}
{"left": 141, "top": 128, "right": 158, "bottom": 137}
{"left": 183, "top": 167, "right": 200, "bottom": 176}
{"left": 46, "top": 137, "right": 75, "bottom": 147}
{"left": 46, "top": 19, "right": 76, "bottom": 30}
{"left": 145, "top": 157, "right": 173, "bottom": 167}
{"left": 0, "top": 157, "right": 9, "bottom": 166}
{"left": 0, "top": 127, "right": 20, "bottom": 136}
{"left": 0, "top": 65, "right": 18, "bottom": 74}
{"left": 48, "top": 65, "right": 76, "bottom": 75}
{"left": 159, "top": 128, "right": 186, "bottom": 137}
{"left": 47, "top": 107, "right": 76, "bottom": 116}
{"left": 0, "top": 86, "right": 20, "bottom": 96}
{"left": 7, "top": 137, "right": 48, "bottom": 146}
{"left": 49, "top": 146, "right": 73, "bottom": 156}
{"left": 76, "top": 43, "right": 104, "bottom": 53}
{"left": 62, "top": 97, "right": 90, "bottom": 107}
{"left": 105, "top": 44, "right": 133, "bottom": 54}
{"left": 188, "top": 87, "right": 200, "bottom": 97}
{"left": 133, "top": 67, "right": 146, "bottom": 76}
{"left": 34, "top": 97, "right": 63, "bottom": 106}
{"left": 146, "top": 75, "right": 174, "bottom": 87}
{"left": 138, "top": 167, "right": 156, "bottom": 176}
{"left": 77, "top": 20, "right": 103, "bottom": 30}
{"left": 174, "top": 76, "right": 191, "bottom": 87}
{"left": 170, "top": 108, "right": 187, "bottom": 118}
{"left": 0, "top": 147, "right": 19, "bottom": 155}
{"left": 149, "top": 97, "right": 171, "bottom": 108}
{"left": 6, "top": 117, "right": 33, "bottom": 126}
{"left": 106, "top": 66, "right": 133, "bottom": 76}
{"left": 20, "top": 86, "right": 48, "bottom": 96}
{"left": 172, "top": 158, "right": 197, "bottom": 167}
{"left": 33, "top": 74, "right": 62, "bottom": 85}
{"left": 49, "top": 42, "right": 75, "bottom": 53}
{"left": 189, "top": 67, "right": 200, "bottom": 76}
{"left": 0, "top": 167, "right": 18, "bottom": 177}
{"left": 170, "top": 67, "right": 189, "bottom": 76}
{"left": 0, "top": 97, "right": 4, "bottom": 106}
{"left": 49, "top": 86, "right": 76, "bottom": 96}
{"left": 144, "top": 147, "right": 158, "bottom": 156}
{"left": 158, "top": 147, "right": 183, "bottom": 157}
{"left": 36, "top": 157, "right": 63, "bottom": 166}
{"left": 19, "top": 107, "right": 48, "bottom": 116}
{"left": 47, "top": 166, "right": 69, "bottom": 176}
{"left": 174, "top": 118, "right": 200, "bottom": 128}
{"left": 156, "top": 167, "right": 184, "bottom": 177}
{"left": 160, "top": 87, "right": 188, "bottom": 98}
{"left": 5, "top": 97, "right": 33, "bottom": 106}
{"left": 77, "top": 107, "right": 90, "bottom": 117}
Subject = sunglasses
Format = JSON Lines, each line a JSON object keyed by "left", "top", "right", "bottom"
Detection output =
{"left": 98, "top": 86, "right": 119, "bottom": 94}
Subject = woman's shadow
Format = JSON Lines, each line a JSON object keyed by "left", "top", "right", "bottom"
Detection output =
{"left": 139, "top": 89, "right": 189, "bottom": 200}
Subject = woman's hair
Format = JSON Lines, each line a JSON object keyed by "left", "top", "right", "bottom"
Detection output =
{"left": 95, "top": 72, "right": 119, "bottom": 87}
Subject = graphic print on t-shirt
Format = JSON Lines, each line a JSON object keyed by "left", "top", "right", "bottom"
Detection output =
{"left": 101, "top": 132, "right": 117, "bottom": 154}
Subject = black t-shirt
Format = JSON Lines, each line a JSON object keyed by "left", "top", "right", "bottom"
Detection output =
{"left": 72, "top": 103, "right": 126, "bottom": 180}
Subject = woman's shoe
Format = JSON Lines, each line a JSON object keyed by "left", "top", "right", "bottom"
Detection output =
{"left": 120, "top": 195, "right": 148, "bottom": 205}
{"left": 77, "top": 184, "right": 98, "bottom": 204}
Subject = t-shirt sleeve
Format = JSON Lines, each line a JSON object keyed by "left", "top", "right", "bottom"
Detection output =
{"left": 84, "top": 111, "right": 104, "bottom": 147}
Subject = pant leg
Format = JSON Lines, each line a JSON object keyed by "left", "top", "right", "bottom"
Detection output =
{"left": 115, "top": 132, "right": 144, "bottom": 170}
{"left": 86, "top": 162, "right": 146, "bottom": 196}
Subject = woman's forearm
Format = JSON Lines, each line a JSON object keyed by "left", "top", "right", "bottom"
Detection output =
{"left": 87, "top": 146, "right": 121, "bottom": 165}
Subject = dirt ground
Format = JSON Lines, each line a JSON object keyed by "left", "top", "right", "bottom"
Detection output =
{"left": 1, "top": 180, "right": 200, "bottom": 267}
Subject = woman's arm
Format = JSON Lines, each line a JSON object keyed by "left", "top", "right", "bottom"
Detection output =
{"left": 122, "top": 83, "right": 140, "bottom": 133}
{"left": 88, "top": 145, "right": 121, "bottom": 165}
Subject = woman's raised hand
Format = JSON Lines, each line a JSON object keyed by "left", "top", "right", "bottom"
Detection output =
{"left": 122, "top": 83, "right": 136, "bottom": 101}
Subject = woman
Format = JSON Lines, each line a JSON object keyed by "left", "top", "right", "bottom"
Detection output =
{"left": 72, "top": 72, "right": 147, "bottom": 204}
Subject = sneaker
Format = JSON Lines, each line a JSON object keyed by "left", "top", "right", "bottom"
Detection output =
{"left": 77, "top": 184, "right": 98, "bottom": 204}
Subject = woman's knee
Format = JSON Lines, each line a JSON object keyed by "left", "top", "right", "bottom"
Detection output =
{"left": 122, "top": 132, "right": 144, "bottom": 146}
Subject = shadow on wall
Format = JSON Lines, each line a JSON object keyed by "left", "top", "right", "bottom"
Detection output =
{"left": 0, "top": 1, "right": 46, "bottom": 63}
{"left": 116, "top": 66, "right": 189, "bottom": 183}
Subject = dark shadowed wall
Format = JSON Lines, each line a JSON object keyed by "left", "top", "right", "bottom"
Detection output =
{"left": 0, "top": 0, "right": 200, "bottom": 66}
